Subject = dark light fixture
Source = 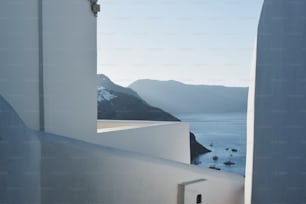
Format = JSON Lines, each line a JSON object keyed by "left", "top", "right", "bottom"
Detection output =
{"left": 89, "top": 0, "right": 100, "bottom": 17}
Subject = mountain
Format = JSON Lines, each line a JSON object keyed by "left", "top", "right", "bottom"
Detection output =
{"left": 129, "top": 79, "right": 248, "bottom": 114}
{"left": 97, "top": 74, "right": 177, "bottom": 120}
{"left": 98, "top": 88, "right": 178, "bottom": 121}
{"left": 97, "top": 74, "right": 140, "bottom": 99}
{"left": 97, "top": 74, "right": 210, "bottom": 161}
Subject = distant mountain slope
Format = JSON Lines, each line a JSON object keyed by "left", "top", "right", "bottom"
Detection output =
{"left": 98, "top": 74, "right": 140, "bottom": 99}
{"left": 97, "top": 74, "right": 210, "bottom": 161}
{"left": 98, "top": 89, "right": 178, "bottom": 121}
{"left": 129, "top": 79, "right": 248, "bottom": 114}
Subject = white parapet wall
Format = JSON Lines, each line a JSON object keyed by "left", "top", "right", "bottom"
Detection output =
{"left": 40, "top": 132, "right": 244, "bottom": 204}
{"left": 78, "top": 120, "right": 190, "bottom": 163}
{"left": 1, "top": 96, "right": 244, "bottom": 204}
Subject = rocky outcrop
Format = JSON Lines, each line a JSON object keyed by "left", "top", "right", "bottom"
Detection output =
{"left": 190, "top": 132, "right": 211, "bottom": 161}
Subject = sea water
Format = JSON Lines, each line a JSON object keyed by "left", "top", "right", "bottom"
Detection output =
{"left": 175, "top": 112, "right": 246, "bottom": 176}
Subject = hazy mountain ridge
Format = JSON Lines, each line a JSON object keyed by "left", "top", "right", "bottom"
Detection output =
{"left": 129, "top": 79, "right": 248, "bottom": 114}
{"left": 97, "top": 74, "right": 176, "bottom": 120}
{"left": 97, "top": 74, "right": 210, "bottom": 161}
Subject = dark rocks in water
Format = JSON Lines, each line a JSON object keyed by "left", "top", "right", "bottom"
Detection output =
{"left": 224, "top": 160, "right": 235, "bottom": 166}
{"left": 226, "top": 147, "right": 238, "bottom": 152}
{"left": 209, "top": 166, "right": 221, "bottom": 171}
{"left": 191, "top": 159, "right": 202, "bottom": 165}
{"left": 212, "top": 155, "right": 219, "bottom": 161}
{"left": 190, "top": 132, "right": 211, "bottom": 162}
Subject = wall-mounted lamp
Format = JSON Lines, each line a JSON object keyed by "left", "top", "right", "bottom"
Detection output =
{"left": 89, "top": 0, "right": 100, "bottom": 17}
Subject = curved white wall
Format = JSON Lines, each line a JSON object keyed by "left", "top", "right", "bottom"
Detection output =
{"left": 0, "top": 96, "right": 41, "bottom": 204}
{"left": 1, "top": 94, "right": 243, "bottom": 204}
{"left": 40, "top": 133, "right": 244, "bottom": 204}
{"left": 248, "top": 1, "right": 306, "bottom": 203}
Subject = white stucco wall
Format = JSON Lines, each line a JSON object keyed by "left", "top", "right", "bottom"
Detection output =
{"left": 97, "top": 120, "right": 190, "bottom": 163}
{"left": 0, "top": 96, "right": 41, "bottom": 204}
{"left": 179, "top": 179, "right": 243, "bottom": 204}
{"left": 40, "top": 133, "right": 244, "bottom": 204}
{"left": 0, "top": 0, "right": 40, "bottom": 130}
{"left": 0, "top": 2, "right": 244, "bottom": 203}
{"left": 248, "top": 0, "right": 306, "bottom": 203}
{"left": 0, "top": 0, "right": 97, "bottom": 138}
{"left": 43, "top": 0, "right": 97, "bottom": 138}
{"left": 1, "top": 95, "right": 243, "bottom": 204}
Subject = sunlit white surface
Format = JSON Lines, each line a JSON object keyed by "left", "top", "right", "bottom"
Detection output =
{"left": 98, "top": 120, "right": 190, "bottom": 163}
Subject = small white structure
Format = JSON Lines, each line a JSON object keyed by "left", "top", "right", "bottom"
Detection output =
{"left": 0, "top": 0, "right": 244, "bottom": 204}
{"left": 246, "top": 0, "right": 306, "bottom": 203}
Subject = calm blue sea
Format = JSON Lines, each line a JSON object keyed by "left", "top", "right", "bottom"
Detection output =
{"left": 175, "top": 112, "right": 247, "bottom": 176}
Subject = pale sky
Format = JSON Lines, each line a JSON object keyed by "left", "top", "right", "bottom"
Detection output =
{"left": 97, "top": 0, "right": 264, "bottom": 87}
